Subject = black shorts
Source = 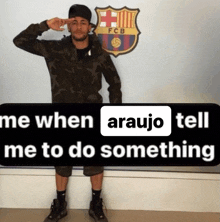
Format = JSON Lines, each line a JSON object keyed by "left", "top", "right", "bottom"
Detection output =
{"left": 55, "top": 166, "right": 104, "bottom": 177}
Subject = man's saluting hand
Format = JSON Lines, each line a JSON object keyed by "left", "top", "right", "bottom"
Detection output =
{"left": 46, "top": 17, "right": 74, "bottom": 31}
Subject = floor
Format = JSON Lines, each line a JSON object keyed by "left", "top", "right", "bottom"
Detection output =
{"left": 0, "top": 209, "right": 219, "bottom": 222}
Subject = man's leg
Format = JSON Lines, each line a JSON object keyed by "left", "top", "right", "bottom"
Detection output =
{"left": 56, "top": 173, "right": 69, "bottom": 191}
{"left": 55, "top": 173, "right": 68, "bottom": 208}
{"left": 84, "top": 167, "right": 108, "bottom": 222}
{"left": 90, "top": 172, "right": 103, "bottom": 207}
{"left": 44, "top": 167, "right": 72, "bottom": 222}
{"left": 90, "top": 172, "right": 103, "bottom": 190}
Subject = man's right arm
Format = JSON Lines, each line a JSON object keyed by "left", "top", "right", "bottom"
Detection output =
{"left": 13, "top": 18, "right": 74, "bottom": 57}
{"left": 13, "top": 20, "right": 52, "bottom": 57}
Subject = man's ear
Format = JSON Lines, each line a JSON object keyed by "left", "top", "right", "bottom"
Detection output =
{"left": 89, "top": 24, "right": 92, "bottom": 32}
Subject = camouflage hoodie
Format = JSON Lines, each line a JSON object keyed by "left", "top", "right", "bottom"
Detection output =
{"left": 13, "top": 21, "right": 122, "bottom": 103}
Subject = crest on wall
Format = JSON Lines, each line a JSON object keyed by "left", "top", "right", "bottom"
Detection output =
{"left": 94, "top": 6, "right": 141, "bottom": 57}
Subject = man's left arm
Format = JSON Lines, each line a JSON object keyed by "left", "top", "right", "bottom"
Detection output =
{"left": 101, "top": 53, "right": 122, "bottom": 103}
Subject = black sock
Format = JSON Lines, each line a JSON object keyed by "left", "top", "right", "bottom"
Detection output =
{"left": 92, "top": 189, "right": 101, "bottom": 203}
{"left": 57, "top": 190, "right": 66, "bottom": 205}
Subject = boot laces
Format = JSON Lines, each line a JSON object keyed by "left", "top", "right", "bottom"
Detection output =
{"left": 48, "top": 200, "right": 62, "bottom": 219}
{"left": 95, "top": 198, "right": 108, "bottom": 218}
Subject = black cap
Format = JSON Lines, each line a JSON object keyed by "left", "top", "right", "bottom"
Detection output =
{"left": 69, "top": 4, "right": 92, "bottom": 22}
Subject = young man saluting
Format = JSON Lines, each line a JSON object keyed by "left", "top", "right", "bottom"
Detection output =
{"left": 13, "top": 4, "right": 122, "bottom": 222}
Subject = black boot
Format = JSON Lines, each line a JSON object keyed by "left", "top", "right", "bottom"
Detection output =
{"left": 89, "top": 198, "right": 108, "bottom": 222}
{"left": 43, "top": 199, "right": 67, "bottom": 222}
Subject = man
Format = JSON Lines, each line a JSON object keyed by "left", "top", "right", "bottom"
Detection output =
{"left": 13, "top": 4, "right": 122, "bottom": 222}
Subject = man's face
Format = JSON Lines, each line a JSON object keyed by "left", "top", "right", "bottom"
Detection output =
{"left": 68, "top": 16, "right": 91, "bottom": 41}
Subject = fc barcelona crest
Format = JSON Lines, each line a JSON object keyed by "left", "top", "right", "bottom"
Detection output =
{"left": 94, "top": 6, "right": 140, "bottom": 57}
